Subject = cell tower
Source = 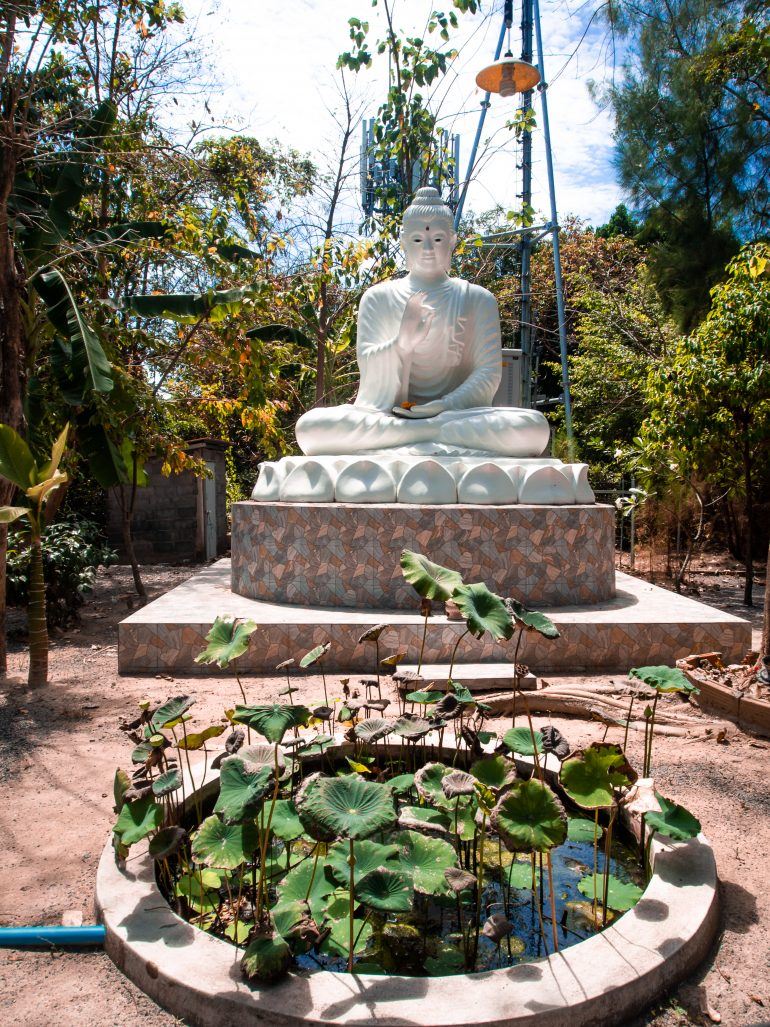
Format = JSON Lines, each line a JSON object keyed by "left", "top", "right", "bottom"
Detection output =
{"left": 455, "top": 0, "right": 574, "bottom": 450}
{"left": 360, "top": 119, "right": 461, "bottom": 219}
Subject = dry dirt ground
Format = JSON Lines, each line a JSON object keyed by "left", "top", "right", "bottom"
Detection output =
{"left": 0, "top": 559, "right": 768, "bottom": 1027}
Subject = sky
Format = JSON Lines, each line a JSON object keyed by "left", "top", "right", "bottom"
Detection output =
{"left": 177, "top": 0, "right": 625, "bottom": 231}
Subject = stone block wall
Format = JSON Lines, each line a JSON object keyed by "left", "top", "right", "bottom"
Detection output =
{"left": 107, "top": 440, "right": 228, "bottom": 564}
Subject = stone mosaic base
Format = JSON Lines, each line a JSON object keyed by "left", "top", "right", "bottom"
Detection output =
{"left": 118, "top": 561, "right": 752, "bottom": 676}
{"left": 230, "top": 501, "right": 616, "bottom": 609}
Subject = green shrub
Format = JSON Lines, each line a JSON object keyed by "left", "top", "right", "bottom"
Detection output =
{"left": 7, "top": 517, "right": 117, "bottom": 628}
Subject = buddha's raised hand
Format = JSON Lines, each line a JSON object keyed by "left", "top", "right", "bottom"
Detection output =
{"left": 397, "top": 292, "right": 435, "bottom": 353}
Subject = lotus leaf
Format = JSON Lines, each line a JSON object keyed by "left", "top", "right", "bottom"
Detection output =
{"left": 325, "top": 838, "right": 400, "bottom": 888}
{"left": 644, "top": 793, "right": 701, "bottom": 840}
{"left": 559, "top": 743, "right": 637, "bottom": 810}
{"left": 567, "top": 817, "right": 598, "bottom": 843}
{"left": 449, "top": 680, "right": 474, "bottom": 704}
{"left": 381, "top": 650, "right": 408, "bottom": 667}
{"left": 388, "top": 772, "right": 416, "bottom": 795}
{"left": 451, "top": 583, "right": 514, "bottom": 641}
{"left": 346, "top": 757, "right": 372, "bottom": 775}
{"left": 506, "top": 599, "right": 560, "bottom": 639}
{"left": 149, "top": 826, "right": 187, "bottom": 860}
{"left": 232, "top": 703, "right": 310, "bottom": 743}
{"left": 131, "top": 742, "right": 152, "bottom": 764}
{"left": 175, "top": 871, "right": 220, "bottom": 913}
{"left": 353, "top": 718, "right": 393, "bottom": 744}
{"left": 364, "top": 698, "right": 391, "bottom": 712}
{"left": 358, "top": 623, "right": 389, "bottom": 643}
{"left": 214, "top": 758, "right": 272, "bottom": 824}
{"left": 394, "top": 829, "right": 458, "bottom": 895}
{"left": 425, "top": 942, "right": 465, "bottom": 976}
{"left": 113, "top": 794, "right": 163, "bottom": 846}
{"left": 151, "top": 694, "right": 194, "bottom": 730}
{"left": 225, "top": 920, "right": 251, "bottom": 945}
{"left": 300, "top": 642, "right": 331, "bottom": 668}
{"left": 196, "top": 617, "right": 257, "bottom": 669}
{"left": 276, "top": 858, "right": 334, "bottom": 923}
{"left": 313, "top": 706, "right": 333, "bottom": 721}
{"left": 491, "top": 779, "right": 568, "bottom": 853}
{"left": 241, "top": 929, "right": 292, "bottom": 983}
{"left": 271, "top": 899, "right": 316, "bottom": 954}
{"left": 268, "top": 799, "right": 304, "bottom": 841}
{"left": 470, "top": 755, "right": 517, "bottom": 793}
{"left": 357, "top": 867, "right": 414, "bottom": 912}
{"left": 629, "top": 665, "right": 698, "bottom": 694}
{"left": 433, "top": 693, "right": 461, "bottom": 719}
{"left": 441, "top": 770, "right": 476, "bottom": 798}
{"left": 577, "top": 873, "right": 643, "bottom": 911}
{"left": 398, "top": 805, "right": 450, "bottom": 834}
{"left": 238, "top": 743, "right": 285, "bottom": 772}
{"left": 502, "top": 726, "right": 543, "bottom": 756}
{"left": 400, "top": 550, "right": 463, "bottom": 601}
{"left": 296, "top": 775, "right": 397, "bottom": 840}
{"left": 393, "top": 716, "right": 433, "bottom": 741}
{"left": 113, "top": 768, "right": 130, "bottom": 811}
{"left": 482, "top": 913, "right": 514, "bottom": 943}
{"left": 414, "top": 762, "right": 453, "bottom": 804}
{"left": 152, "top": 768, "right": 182, "bottom": 797}
{"left": 405, "top": 690, "right": 440, "bottom": 705}
{"left": 191, "top": 814, "right": 259, "bottom": 869}
{"left": 319, "top": 916, "right": 373, "bottom": 959}
{"left": 176, "top": 724, "right": 226, "bottom": 750}
{"left": 540, "top": 725, "right": 570, "bottom": 759}
{"left": 444, "top": 867, "right": 476, "bottom": 892}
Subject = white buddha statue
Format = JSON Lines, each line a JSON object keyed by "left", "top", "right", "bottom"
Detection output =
{"left": 295, "top": 187, "right": 550, "bottom": 459}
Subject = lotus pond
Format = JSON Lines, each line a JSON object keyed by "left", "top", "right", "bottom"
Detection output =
{"left": 111, "top": 552, "right": 702, "bottom": 984}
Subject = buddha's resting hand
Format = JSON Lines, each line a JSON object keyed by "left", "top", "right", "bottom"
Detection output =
{"left": 397, "top": 292, "right": 435, "bottom": 354}
{"left": 392, "top": 400, "right": 446, "bottom": 419}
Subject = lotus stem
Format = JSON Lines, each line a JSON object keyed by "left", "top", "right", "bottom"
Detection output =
{"left": 255, "top": 747, "right": 282, "bottom": 921}
{"left": 592, "top": 808, "right": 599, "bottom": 921}
{"left": 601, "top": 807, "right": 616, "bottom": 927}
{"left": 622, "top": 694, "right": 634, "bottom": 752}
{"left": 643, "top": 692, "right": 660, "bottom": 777}
{"left": 418, "top": 611, "right": 429, "bottom": 674}
{"left": 305, "top": 846, "right": 320, "bottom": 902}
{"left": 348, "top": 838, "right": 356, "bottom": 973}
{"left": 523, "top": 706, "right": 544, "bottom": 784}
{"left": 448, "top": 629, "right": 469, "bottom": 686}
{"left": 179, "top": 720, "right": 203, "bottom": 824}
{"left": 511, "top": 629, "right": 524, "bottom": 727}
{"left": 26, "top": 523, "right": 48, "bottom": 687}
{"left": 545, "top": 852, "right": 559, "bottom": 952}
{"left": 375, "top": 639, "right": 380, "bottom": 689}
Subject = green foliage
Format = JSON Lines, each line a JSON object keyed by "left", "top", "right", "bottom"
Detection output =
{"left": 400, "top": 550, "right": 463, "bottom": 602}
{"left": 113, "top": 795, "right": 163, "bottom": 847}
{"left": 645, "top": 794, "right": 702, "bottom": 840}
{"left": 190, "top": 815, "right": 259, "bottom": 869}
{"left": 296, "top": 775, "right": 397, "bottom": 841}
{"left": 196, "top": 617, "right": 258, "bottom": 669}
{"left": 577, "top": 874, "right": 643, "bottom": 912}
{"left": 629, "top": 665, "right": 698, "bottom": 694}
{"left": 560, "top": 744, "right": 637, "bottom": 810}
{"left": 213, "top": 758, "right": 273, "bottom": 824}
{"left": 451, "top": 583, "right": 513, "bottom": 641}
{"left": 232, "top": 704, "right": 311, "bottom": 743}
{"left": 506, "top": 600, "right": 560, "bottom": 639}
{"left": 491, "top": 780, "right": 568, "bottom": 854}
{"left": 596, "top": 0, "right": 767, "bottom": 328}
{"left": 503, "top": 727, "right": 543, "bottom": 756}
{"left": 6, "top": 517, "right": 116, "bottom": 628}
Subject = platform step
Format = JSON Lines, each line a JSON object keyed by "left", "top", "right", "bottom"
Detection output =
{"left": 400, "top": 663, "right": 537, "bottom": 693}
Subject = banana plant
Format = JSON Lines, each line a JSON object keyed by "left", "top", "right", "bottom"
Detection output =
{"left": 0, "top": 424, "right": 70, "bottom": 686}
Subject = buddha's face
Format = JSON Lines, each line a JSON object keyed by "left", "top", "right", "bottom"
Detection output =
{"left": 401, "top": 220, "right": 456, "bottom": 277}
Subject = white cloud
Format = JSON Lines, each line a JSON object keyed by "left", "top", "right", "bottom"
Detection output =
{"left": 176, "top": 0, "right": 624, "bottom": 228}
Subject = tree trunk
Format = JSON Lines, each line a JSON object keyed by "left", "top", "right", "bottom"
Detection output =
{"left": 0, "top": 522, "right": 7, "bottom": 676}
{"left": 742, "top": 426, "right": 754, "bottom": 607}
{"left": 117, "top": 459, "right": 147, "bottom": 601}
{"left": 27, "top": 531, "right": 48, "bottom": 686}
{"left": 762, "top": 539, "right": 770, "bottom": 659}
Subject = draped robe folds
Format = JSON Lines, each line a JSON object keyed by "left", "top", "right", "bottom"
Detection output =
{"left": 295, "top": 275, "right": 550, "bottom": 458}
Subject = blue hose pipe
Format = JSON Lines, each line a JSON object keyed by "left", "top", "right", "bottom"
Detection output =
{"left": 0, "top": 925, "right": 105, "bottom": 947}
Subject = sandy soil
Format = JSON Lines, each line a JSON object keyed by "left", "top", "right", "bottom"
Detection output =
{"left": 0, "top": 560, "right": 768, "bottom": 1027}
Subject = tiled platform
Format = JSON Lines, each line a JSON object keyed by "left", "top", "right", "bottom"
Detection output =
{"left": 231, "top": 501, "right": 616, "bottom": 608}
{"left": 118, "top": 560, "right": 752, "bottom": 675}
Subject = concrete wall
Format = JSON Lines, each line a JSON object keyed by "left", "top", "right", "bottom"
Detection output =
{"left": 107, "top": 441, "right": 228, "bottom": 564}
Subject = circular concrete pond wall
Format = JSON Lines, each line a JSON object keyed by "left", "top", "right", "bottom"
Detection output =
{"left": 96, "top": 756, "right": 719, "bottom": 1027}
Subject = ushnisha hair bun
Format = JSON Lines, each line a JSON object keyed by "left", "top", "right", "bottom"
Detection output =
{"left": 401, "top": 186, "right": 455, "bottom": 233}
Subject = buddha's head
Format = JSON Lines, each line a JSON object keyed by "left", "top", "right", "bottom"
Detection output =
{"left": 400, "top": 187, "right": 457, "bottom": 278}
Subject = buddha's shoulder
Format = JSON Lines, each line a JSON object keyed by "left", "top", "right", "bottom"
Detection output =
{"left": 360, "top": 278, "right": 406, "bottom": 304}
{"left": 459, "top": 280, "right": 499, "bottom": 310}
